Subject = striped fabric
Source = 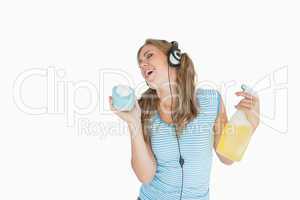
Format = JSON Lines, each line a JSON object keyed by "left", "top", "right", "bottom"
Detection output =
{"left": 138, "top": 88, "right": 221, "bottom": 200}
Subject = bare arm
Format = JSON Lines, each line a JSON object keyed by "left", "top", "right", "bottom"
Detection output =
{"left": 108, "top": 96, "right": 156, "bottom": 183}
{"left": 128, "top": 122, "right": 157, "bottom": 184}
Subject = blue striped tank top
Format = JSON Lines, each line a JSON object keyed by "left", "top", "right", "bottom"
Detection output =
{"left": 138, "top": 88, "right": 221, "bottom": 200}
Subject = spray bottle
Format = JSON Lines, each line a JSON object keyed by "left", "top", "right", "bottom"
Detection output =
{"left": 216, "top": 84, "right": 257, "bottom": 161}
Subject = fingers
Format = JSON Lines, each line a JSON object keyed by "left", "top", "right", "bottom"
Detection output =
{"left": 135, "top": 99, "right": 141, "bottom": 110}
{"left": 242, "top": 98, "right": 253, "bottom": 106}
{"left": 235, "top": 98, "right": 258, "bottom": 110}
{"left": 108, "top": 96, "right": 132, "bottom": 114}
{"left": 108, "top": 96, "right": 118, "bottom": 113}
{"left": 235, "top": 91, "right": 258, "bottom": 101}
{"left": 235, "top": 102, "right": 251, "bottom": 110}
{"left": 236, "top": 97, "right": 255, "bottom": 108}
{"left": 235, "top": 91, "right": 259, "bottom": 106}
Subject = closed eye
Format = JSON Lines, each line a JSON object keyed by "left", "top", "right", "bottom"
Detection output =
{"left": 146, "top": 53, "right": 153, "bottom": 59}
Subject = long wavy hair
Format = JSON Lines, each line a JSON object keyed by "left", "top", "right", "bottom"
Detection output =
{"left": 137, "top": 39, "right": 199, "bottom": 145}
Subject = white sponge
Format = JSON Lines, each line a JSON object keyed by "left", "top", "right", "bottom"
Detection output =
{"left": 116, "top": 85, "right": 131, "bottom": 97}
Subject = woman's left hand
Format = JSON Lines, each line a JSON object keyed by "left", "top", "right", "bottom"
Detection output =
{"left": 235, "top": 91, "right": 260, "bottom": 130}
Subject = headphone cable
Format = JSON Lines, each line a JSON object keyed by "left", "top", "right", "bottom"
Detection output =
{"left": 167, "top": 64, "right": 184, "bottom": 200}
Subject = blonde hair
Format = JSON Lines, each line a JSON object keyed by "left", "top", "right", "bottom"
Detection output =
{"left": 137, "top": 39, "right": 199, "bottom": 145}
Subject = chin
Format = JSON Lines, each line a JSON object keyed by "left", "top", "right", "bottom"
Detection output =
{"left": 147, "top": 82, "right": 158, "bottom": 90}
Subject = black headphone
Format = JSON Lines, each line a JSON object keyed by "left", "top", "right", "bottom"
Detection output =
{"left": 167, "top": 41, "right": 182, "bottom": 68}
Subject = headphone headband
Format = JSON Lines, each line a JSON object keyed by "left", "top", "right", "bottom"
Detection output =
{"left": 171, "top": 41, "right": 178, "bottom": 48}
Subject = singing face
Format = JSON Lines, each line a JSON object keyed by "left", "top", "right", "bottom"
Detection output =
{"left": 138, "top": 44, "right": 177, "bottom": 90}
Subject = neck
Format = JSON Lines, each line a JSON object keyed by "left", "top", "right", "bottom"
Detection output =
{"left": 156, "top": 82, "right": 177, "bottom": 112}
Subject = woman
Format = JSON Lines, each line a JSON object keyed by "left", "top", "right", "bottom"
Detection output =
{"left": 109, "top": 39, "right": 260, "bottom": 200}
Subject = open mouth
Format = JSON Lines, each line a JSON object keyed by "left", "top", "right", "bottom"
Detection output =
{"left": 146, "top": 70, "right": 155, "bottom": 78}
{"left": 147, "top": 70, "right": 153, "bottom": 76}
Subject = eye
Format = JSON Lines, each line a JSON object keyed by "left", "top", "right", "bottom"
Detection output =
{"left": 146, "top": 53, "right": 153, "bottom": 59}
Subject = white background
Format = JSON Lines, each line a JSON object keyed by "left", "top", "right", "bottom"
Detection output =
{"left": 0, "top": 0, "right": 299, "bottom": 199}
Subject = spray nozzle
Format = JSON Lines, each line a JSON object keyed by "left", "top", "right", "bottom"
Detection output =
{"left": 241, "top": 84, "right": 257, "bottom": 96}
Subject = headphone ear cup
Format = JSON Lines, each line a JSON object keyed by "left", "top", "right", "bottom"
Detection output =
{"left": 168, "top": 47, "right": 182, "bottom": 67}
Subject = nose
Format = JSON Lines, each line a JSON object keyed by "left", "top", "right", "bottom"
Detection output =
{"left": 139, "top": 60, "right": 149, "bottom": 69}
{"left": 139, "top": 61, "right": 150, "bottom": 78}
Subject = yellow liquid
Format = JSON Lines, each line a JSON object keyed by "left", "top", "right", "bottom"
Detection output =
{"left": 216, "top": 124, "right": 253, "bottom": 161}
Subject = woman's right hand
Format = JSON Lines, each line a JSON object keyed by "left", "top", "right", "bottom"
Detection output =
{"left": 108, "top": 96, "right": 142, "bottom": 125}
